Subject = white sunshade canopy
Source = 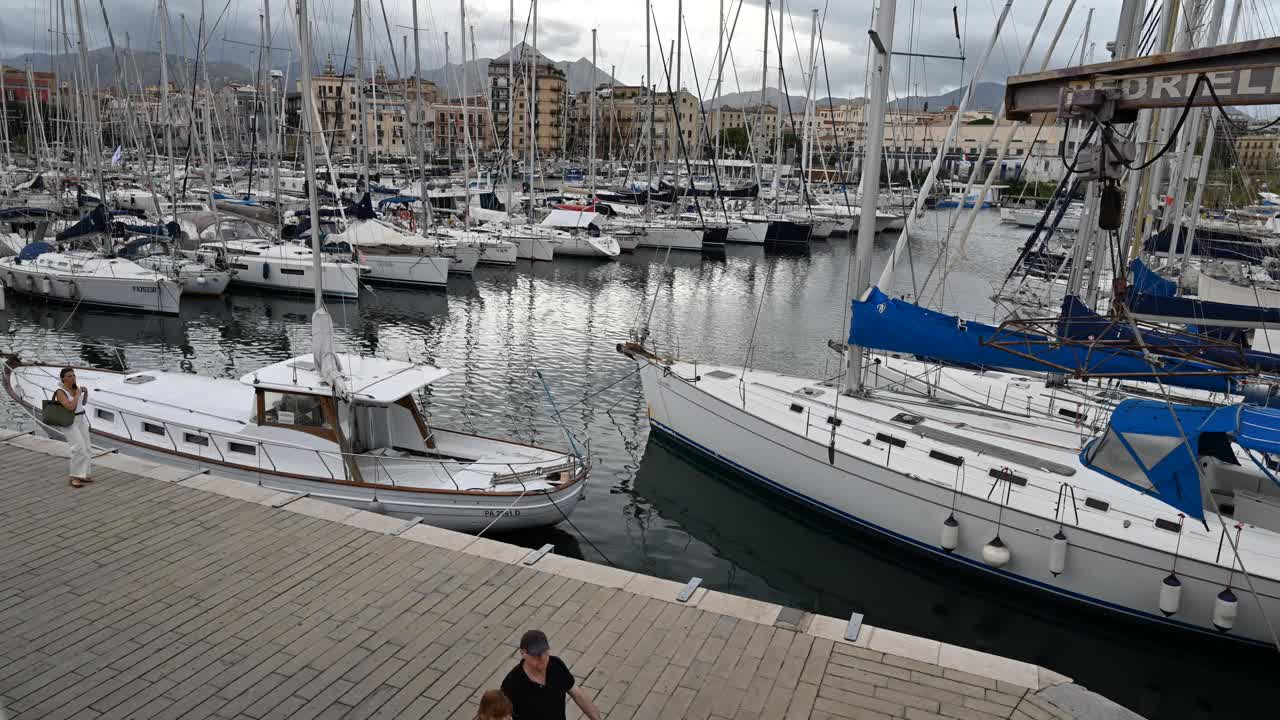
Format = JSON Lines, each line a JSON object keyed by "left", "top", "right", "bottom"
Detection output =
{"left": 541, "top": 209, "right": 605, "bottom": 229}
{"left": 240, "top": 354, "right": 450, "bottom": 403}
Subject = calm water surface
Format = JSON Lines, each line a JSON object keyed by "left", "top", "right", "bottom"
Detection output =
{"left": 1, "top": 211, "right": 1272, "bottom": 717}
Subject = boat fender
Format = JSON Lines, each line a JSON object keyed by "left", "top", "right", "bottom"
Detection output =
{"left": 940, "top": 514, "right": 959, "bottom": 552}
{"left": 1159, "top": 574, "right": 1182, "bottom": 616}
{"left": 68, "top": 280, "right": 79, "bottom": 299}
{"left": 40, "top": 276, "right": 51, "bottom": 295}
{"left": 1049, "top": 531, "right": 1067, "bottom": 577}
{"left": 263, "top": 262, "right": 271, "bottom": 279}
{"left": 981, "top": 536, "right": 1010, "bottom": 568}
{"left": 367, "top": 498, "right": 383, "bottom": 514}
{"left": 1213, "top": 588, "right": 1238, "bottom": 632}
{"left": 27, "top": 274, "right": 36, "bottom": 292}
{"left": 197, "top": 275, "right": 207, "bottom": 285}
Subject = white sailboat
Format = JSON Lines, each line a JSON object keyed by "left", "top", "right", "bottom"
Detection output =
{"left": 3, "top": 0, "right": 587, "bottom": 534}
{"left": 0, "top": 247, "right": 183, "bottom": 314}
{"left": 620, "top": 0, "right": 1280, "bottom": 646}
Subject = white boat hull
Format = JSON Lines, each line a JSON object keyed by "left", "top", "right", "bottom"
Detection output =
{"left": 553, "top": 236, "right": 620, "bottom": 259}
{"left": 629, "top": 355, "right": 1280, "bottom": 646}
{"left": 0, "top": 260, "right": 182, "bottom": 314}
{"left": 225, "top": 255, "right": 362, "bottom": 299}
{"left": 726, "top": 221, "right": 768, "bottom": 244}
{"left": 514, "top": 236, "right": 557, "bottom": 262}
{"left": 635, "top": 227, "right": 703, "bottom": 251}
{"left": 360, "top": 253, "right": 450, "bottom": 287}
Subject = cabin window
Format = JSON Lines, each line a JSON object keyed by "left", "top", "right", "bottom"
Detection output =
{"left": 278, "top": 268, "right": 305, "bottom": 276}
{"left": 228, "top": 442, "right": 257, "bottom": 455}
{"left": 142, "top": 422, "right": 166, "bottom": 436}
{"left": 95, "top": 409, "right": 114, "bottom": 422}
{"left": 183, "top": 433, "right": 209, "bottom": 447}
{"left": 231, "top": 263, "right": 250, "bottom": 271}
{"left": 261, "top": 391, "right": 332, "bottom": 430}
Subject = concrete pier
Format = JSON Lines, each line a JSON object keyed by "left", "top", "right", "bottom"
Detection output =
{"left": 0, "top": 432, "right": 1139, "bottom": 720}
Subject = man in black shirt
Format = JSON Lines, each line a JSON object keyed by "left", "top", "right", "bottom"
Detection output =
{"left": 501, "top": 630, "right": 601, "bottom": 720}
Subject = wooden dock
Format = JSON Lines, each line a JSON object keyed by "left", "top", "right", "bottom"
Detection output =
{"left": 0, "top": 432, "right": 1127, "bottom": 720}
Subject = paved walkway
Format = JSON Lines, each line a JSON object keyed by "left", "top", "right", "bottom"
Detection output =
{"left": 0, "top": 433, "right": 1117, "bottom": 720}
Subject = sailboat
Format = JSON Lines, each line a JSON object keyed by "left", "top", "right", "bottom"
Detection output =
{"left": 2, "top": 0, "right": 587, "bottom": 533}
{"left": 619, "top": 0, "right": 1280, "bottom": 645}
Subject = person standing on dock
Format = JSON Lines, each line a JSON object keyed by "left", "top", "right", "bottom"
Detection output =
{"left": 501, "top": 630, "right": 601, "bottom": 720}
{"left": 54, "top": 367, "right": 92, "bottom": 488}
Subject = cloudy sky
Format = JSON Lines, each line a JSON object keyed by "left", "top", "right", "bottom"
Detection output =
{"left": 5, "top": 0, "right": 1280, "bottom": 100}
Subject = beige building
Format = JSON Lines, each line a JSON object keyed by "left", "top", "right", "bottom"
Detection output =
{"left": 1236, "top": 134, "right": 1280, "bottom": 173}
{"left": 566, "top": 85, "right": 702, "bottom": 162}
{"left": 488, "top": 45, "right": 567, "bottom": 156}
{"left": 296, "top": 59, "right": 410, "bottom": 159}
{"left": 431, "top": 95, "right": 494, "bottom": 159}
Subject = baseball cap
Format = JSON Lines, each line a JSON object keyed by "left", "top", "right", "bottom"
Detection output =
{"left": 519, "top": 629, "right": 549, "bottom": 655}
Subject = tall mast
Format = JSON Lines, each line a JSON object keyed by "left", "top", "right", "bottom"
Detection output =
{"left": 608, "top": 64, "right": 616, "bottom": 181}
{"left": 845, "top": 0, "right": 896, "bottom": 394}
{"left": 460, "top": 0, "right": 470, "bottom": 228}
{"left": 769, "top": 0, "right": 785, "bottom": 207}
{"left": 589, "top": 28, "right": 597, "bottom": 197}
{"left": 297, "top": 0, "right": 324, "bottom": 309}
{"left": 159, "top": 0, "right": 175, "bottom": 217}
{"left": 506, "top": 0, "right": 514, "bottom": 219}
{"left": 264, "top": 0, "right": 278, "bottom": 220}
{"left": 354, "top": 0, "right": 369, "bottom": 191}
{"left": 645, "top": 0, "right": 654, "bottom": 192}
{"left": 800, "top": 8, "right": 817, "bottom": 202}
{"left": 0, "top": 57, "right": 9, "bottom": 167}
{"left": 713, "top": 0, "right": 724, "bottom": 173}
{"left": 444, "top": 32, "right": 451, "bottom": 170}
{"left": 755, "top": 0, "right": 769, "bottom": 212}
{"left": 73, "top": 0, "right": 106, "bottom": 204}
{"left": 411, "top": 0, "right": 430, "bottom": 229}
{"left": 528, "top": 0, "right": 537, "bottom": 222}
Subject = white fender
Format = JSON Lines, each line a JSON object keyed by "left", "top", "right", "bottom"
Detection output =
{"left": 940, "top": 514, "right": 959, "bottom": 552}
{"left": 1213, "top": 588, "right": 1238, "bottom": 632}
{"left": 1159, "top": 574, "right": 1182, "bottom": 616}
{"left": 1049, "top": 531, "right": 1067, "bottom": 577}
{"left": 981, "top": 536, "right": 1011, "bottom": 568}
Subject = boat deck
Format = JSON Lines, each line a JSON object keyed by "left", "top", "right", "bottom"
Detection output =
{"left": 0, "top": 432, "right": 1110, "bottom": 720}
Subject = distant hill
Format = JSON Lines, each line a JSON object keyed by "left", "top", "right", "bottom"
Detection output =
{"left": 4, "top": 42, "right": 618, "bottom": 97}
{"left": 704, "top": 87, "right": 861, "bottom": 111}
{"left": 889, "top": 81, "right": 1005, "bottom": 112}
{"left": 4, "top": 48, "right": 254, "bottom": 89}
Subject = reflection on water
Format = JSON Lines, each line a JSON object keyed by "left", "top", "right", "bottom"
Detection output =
{"left": 0, "top": 212, "right": 1269, "bottom": 718}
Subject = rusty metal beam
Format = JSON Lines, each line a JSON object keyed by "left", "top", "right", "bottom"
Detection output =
{"left": 1005, "top": 37, "right": 1280, "bottom": 121}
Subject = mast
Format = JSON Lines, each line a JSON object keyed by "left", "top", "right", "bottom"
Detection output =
{"left": 755, "top": 0, "right": 770, "bottom": 212}
{"left": 355, "top": 0, "right": 369, "bottom": 192}
{"left": 528, "top": 0, "right": 537, "bottom": 222}
{"left": 800, "top": 8, "right": 817, "bottom": 202}
{"left": 608, "top": 64, "right": 616, "bottom": 182}
{"left": 506, "top": 0, "right": 514, "bottom": 219}
{"left": 265, "top": 0, "right": 279, "bottom": 222}
{"left": 0, "top": 57, "right": 9, "bottom": 167}
{"left": 72, "top": 0, "right": 107, "bottom": 204}
{"left": 645, "top": 0, "right": 654, "bottom": 193}
{"left": 444, "top": 32, "right": 451, "bottom": 170}
{"left": 713, "top": 0, "right": 724, "bottom": 180}
{"left": 460, "top": 0, "right": 470, "bottom": 228}
{"left": 297, "top": 0, "right": 324, "bottom": 309}
{"left": 845, "top": 0, "right": 896, "bottom": 394}
{"left": 589, "top": 28, "right": 597, "bottom": 197}
{"left": 411, "top": 0, "right": 431, "bottom": 229}
{"left": 159, "top": 0, "right": 175, "bottom": 218}
{"left": 769, "top": 0, "right": 785, "bottom": 207}
{"left": 675, "top": 0, "right": 682, "bottom": 91}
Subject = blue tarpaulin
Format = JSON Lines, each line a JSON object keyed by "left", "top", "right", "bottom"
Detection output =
{"left": 1129, "top": 258, "right": 1177, "bottom": 298}
{"left": 1128, "top": 291, "right": 1280, "bottom": 329}
{"left": 16, "top": 242, "right": 52, "bottom": 261}
{"left": 849, "top": 287, "right": 1239, "bottom": 393}
{"left": 376, "top": 195, "right": 419, "bottom": 209}
{"left": 55, "top": 205, "right": 109, "bottom": 243}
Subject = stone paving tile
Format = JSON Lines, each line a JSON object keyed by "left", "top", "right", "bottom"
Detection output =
{"left": 0, "top": 442, "right": 1091, "bottom": 720}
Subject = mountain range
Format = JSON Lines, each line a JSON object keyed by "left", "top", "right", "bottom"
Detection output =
{"left": 3, "top": 42, "right": 618, "bottom": 97}
{"left": 703, "top": 81, "right": 1006, "bottom": 113}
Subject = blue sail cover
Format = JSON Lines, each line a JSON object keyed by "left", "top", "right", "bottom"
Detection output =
{"left": 1058, "top": 295, "right": 1280, "bottom": 374}
{"left": 850, "top": 287, "right": 1237, "bottom": 393}
{"left": 17, "top": 242, "right": 53, "bottom": 260}
{"left": 55, "top": 204, "right": 109, "bottom": 242}
{"left": 377, "top": 195, "right": 420, "bottom": 209}
{"left": 1129, "top": 258, "right": 1176, "bottom": 297}
{"left": 1128, "top": 291, "right": 1280, "bottom": 329}
{"left": 1085, "top": 400, "right": 1280, "bottom": 519}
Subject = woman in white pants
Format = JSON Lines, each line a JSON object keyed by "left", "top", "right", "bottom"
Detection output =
{"left": 54, "top": 367, "right": 92, "bottom": 488}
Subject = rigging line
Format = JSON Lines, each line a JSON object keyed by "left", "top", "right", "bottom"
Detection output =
{"left": 547, "top": 487, "right": 616, "bottom": 567}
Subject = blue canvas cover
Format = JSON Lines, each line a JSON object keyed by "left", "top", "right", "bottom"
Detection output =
{"left": 1128, "top": 291, "right": 1280, "bottom": 328}
{"left": 1129, "top": 258, "right": 1176, "bottom": 297}
{"left": 376, "top": 195, "right": 420, "bottom": 209}
{"left": 849, "top": 287, "right": 1238, "bottom": 393}
{"left": 55, "top": 204, "right": 109, "bottom": 242}
{"left": 16, "top": 241, "right": 53, "bottom": 260}
{"left": 1058, "top": 295, "right": 1280, "bottom": 374}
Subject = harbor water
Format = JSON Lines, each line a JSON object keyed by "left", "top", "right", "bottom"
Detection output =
{"left": 1, "top": 210, "right": 1272, "bottom": 718}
